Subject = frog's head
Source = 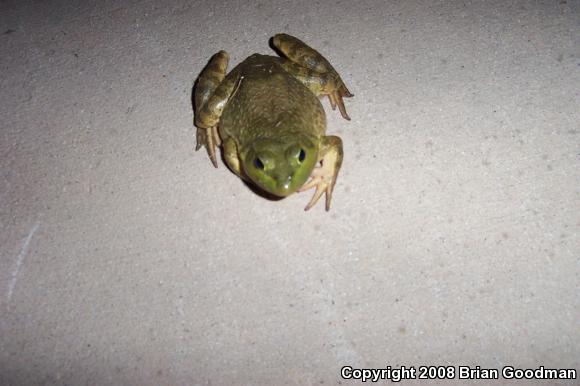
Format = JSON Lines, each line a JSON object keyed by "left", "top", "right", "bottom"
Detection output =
{"left": 240, "top": 133, "right": 319, "bottom": 197}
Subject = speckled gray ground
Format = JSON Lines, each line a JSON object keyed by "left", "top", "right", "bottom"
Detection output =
{"left": 1, "top": 0, "right": 578, "bottom": 385}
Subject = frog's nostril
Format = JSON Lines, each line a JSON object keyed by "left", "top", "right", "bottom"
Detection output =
{"left": 275, "top": 175, "right": 292, "bottom": 192}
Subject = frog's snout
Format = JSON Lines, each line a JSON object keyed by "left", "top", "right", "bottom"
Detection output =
{"left": 273, "top": 174, "right": 294, "bottom": 197}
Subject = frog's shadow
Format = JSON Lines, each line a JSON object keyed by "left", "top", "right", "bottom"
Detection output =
{"left": 220, "top": 152, "right": 286, "bottom": 202}
{"left": 240, "top": 178, "right": 286, "bottom": 202}
{"left": 217, "top": 152, "right": 285, "bottom": 202}
{"left": 268, "top": 36, "right": 286, "bottom": 59}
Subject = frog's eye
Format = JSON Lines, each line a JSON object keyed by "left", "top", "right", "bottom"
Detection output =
{"left": 298, "top": 149, "right": 306, "bottom": 163}
{"left": 254, "top": 158, "right": 265, "bottom": 170}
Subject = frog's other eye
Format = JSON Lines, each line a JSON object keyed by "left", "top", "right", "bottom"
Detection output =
{"left": 298, "top": 149, "right": 306, "bottom": 163}
{"left": 254, "top": 158, "right": 265, "bottom": 170}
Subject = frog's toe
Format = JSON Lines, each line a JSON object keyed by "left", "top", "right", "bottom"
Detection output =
{"left": 327, "top": 84, "right": 353, "bottom": 121}
{"left": 196, "top": 126, "right": 220, "bottom": 168}
{"left": 298, "top": 167, "right": 336, "bottom": 211}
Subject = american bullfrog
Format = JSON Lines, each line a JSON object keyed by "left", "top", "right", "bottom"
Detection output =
{"left": 194, "top": 33, "right": 352, "bottom": 211}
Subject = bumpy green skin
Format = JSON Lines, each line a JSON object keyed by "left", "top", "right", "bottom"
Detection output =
{"left": 194, "top": 34, "right": 352, "bottom": 210}
{"left": 219, "top": 54, "right": 324, "bottom": 197}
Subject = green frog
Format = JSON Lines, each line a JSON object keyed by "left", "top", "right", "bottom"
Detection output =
{"left": 194, "top": 33, "right": 352, "bottom": 211}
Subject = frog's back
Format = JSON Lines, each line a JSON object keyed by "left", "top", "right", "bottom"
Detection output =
{"left": 219, "top": 54, "right": 326, "bottom": 144}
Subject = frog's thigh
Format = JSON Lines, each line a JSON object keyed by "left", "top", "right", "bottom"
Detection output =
{"left": 223, "top": 137, "right": 244, "bottom": 178}
{"left": 299, "top": 135, "right": 343, "bottom": 211}
{"left": 273, "top": 34, "right": 353, "bottom": 120}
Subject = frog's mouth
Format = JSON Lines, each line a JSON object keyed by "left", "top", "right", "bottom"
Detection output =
{"left": 246, "top": 166, "right": 306, "bottom": 198}
{"left": 268, "top": 173, "right": 299, "bottom": 197}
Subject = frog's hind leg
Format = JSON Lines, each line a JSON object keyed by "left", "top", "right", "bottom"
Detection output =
{"left": 194, "top": 50, "right": 236, "bottom": 167}
{"left": 195, "top": 50, "right": 229, "bottom": 114}
{"left": 272, "top": 33, "right": 353, "bottom": 120}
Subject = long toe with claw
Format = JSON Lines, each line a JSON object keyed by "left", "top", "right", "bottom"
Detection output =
{"left": 327, "top": 82, "right": 353, "bottom": 121}
{"left": 196, "top": 126, "right": 219, "bottom": 168}
{"left": 298, "top": 166, "right": 336, "bottom": 211}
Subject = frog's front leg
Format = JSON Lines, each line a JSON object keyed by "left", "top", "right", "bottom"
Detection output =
{"left": 223, "top": 136, "right": 243, "bottom": 178}
{"left": 298, "top": 135, "right": 343, "bottom": 211}
{"left": 194, "top": 50, "right": 241, "bottom": 167}
{"left": 272, "top": 33, "right": 353, "bottom": 120}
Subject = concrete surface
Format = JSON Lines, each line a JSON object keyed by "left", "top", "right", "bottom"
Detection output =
{"left": 1, "top": 0, "right": 579, "bottom": 385}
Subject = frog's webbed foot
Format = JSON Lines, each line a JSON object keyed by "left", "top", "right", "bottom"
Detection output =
{"left": 298, "top": 136, "right": 343, "bottom": 211}
{"left": 272, "top": 33, "right": 353, "bottom": 121}
{"left": 298, "top": 165, "right": 334, "bottom": 211}
{"left": 195, "top": 125, "right": 221, "bottom": 168}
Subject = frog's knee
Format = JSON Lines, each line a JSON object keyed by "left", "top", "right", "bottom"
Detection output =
{"left": 272, "top": 33, "right": 331, "bottom": 73}
{"left": 322, "top": 135, "right": 344, "bottom": 156}
{"left": 272, "top": 34, "right": 292, "bottom": 52}
{"left": 195, "top": 50, "right": 230, "bottom": 113}
{"left": 198, "top": 51, "right": 229, "bottom": 89}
